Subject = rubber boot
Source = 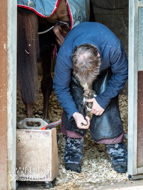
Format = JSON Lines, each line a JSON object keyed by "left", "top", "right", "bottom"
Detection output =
{"left": 106, "top": 142, "right": 127, "bottom": 173}
{"left": 64, "top": 137, "right": 84, "bottom": 173}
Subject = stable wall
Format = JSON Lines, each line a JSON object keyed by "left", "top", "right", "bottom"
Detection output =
{"left": 92, "top": 0, "right": 128, "bottom": 94}
{"left": 92, "top": 0, "right": 128, "bottom": 54}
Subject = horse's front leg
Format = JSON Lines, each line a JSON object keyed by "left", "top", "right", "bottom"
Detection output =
{"left": 41, "top": 47, "right": 53, "bottom": 123}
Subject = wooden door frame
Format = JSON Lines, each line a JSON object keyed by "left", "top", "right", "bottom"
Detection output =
{"left": 0, "top": 0, "right": 17, "bottom": 189}
{"left": 128, "top": 0, "right": 143, "bottom": 179}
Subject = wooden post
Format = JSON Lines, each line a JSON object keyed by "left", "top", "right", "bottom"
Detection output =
{"left": 0, "top": 1, "right": 8, "bottom": 189}
{"left": 0, "top": 0, "right": 17, "bottom": 189}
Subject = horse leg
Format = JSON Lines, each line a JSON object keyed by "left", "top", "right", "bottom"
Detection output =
{"left": 25, "top": 103, "right": 33, "bottom": 118}
{"left": 24, "top": 103, "right": 34, "bottom": 126}
{"left": 17, "top": 9, "right": 39, "bottom": 120}
{"left": 41, "top": 47, "right": 53, "bottom": 123}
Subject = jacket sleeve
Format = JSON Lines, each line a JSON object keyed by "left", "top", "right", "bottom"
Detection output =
{"left": 95, "top": 43, "right": 128, "bottom": 109}
{"left": 53, "top": 52, "right": 78, "bottom": 119}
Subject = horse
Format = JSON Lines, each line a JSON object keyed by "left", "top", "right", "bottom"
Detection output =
{"left": 17, "top": 0, "right": 95, "bottom": 123}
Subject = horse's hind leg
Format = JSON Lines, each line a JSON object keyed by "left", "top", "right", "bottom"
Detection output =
{"left": 26, "top": 103, "right": 33, "bottom": 118}
{"left": 17, "top": 9, "right": 39, "bottom": 119}
{"left": 41, "top": 47, "right": 53, "bottom": 123}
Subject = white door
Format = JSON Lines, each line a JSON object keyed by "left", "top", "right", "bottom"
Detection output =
{"left": 128, "top": 0, "right": 143, "bottom": 179}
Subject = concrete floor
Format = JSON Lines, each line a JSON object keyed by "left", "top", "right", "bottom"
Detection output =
{"left": 17, "top": 179, "right": 143, "bottom": 190}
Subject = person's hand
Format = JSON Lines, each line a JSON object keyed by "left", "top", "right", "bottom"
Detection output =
{"left": 86, "top": 98, "right": 105, "bottom": 116}
{"left": 73, "top": 112, "right": 90, "bottom": 129}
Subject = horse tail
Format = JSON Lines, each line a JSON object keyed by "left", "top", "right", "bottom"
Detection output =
{"left": 17, "top": 9, "right": 39, "bottom": 104}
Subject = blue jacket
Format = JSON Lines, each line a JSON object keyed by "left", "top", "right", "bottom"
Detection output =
{"left": 53, "top": 22, "right": 128, "bottom": 119}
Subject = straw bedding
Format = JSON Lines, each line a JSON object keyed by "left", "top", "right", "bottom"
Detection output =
{"left": 17, "top": 75, "right": 128, "bottom": 189}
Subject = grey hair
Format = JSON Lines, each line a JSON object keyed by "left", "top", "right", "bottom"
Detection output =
{"left": 72, "top": 44, "right": 101, "bottom": 89}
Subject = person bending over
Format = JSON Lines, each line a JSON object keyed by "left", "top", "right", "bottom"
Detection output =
{"left": 53, "top": 22, "right": 128, "bottom": 174}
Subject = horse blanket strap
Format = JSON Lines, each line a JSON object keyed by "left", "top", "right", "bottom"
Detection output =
{"left": 63, "top": 68, "right": 123, "bottom": 141}
{"left": 17, "top": 0, "right": 90, "bottom": 28}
